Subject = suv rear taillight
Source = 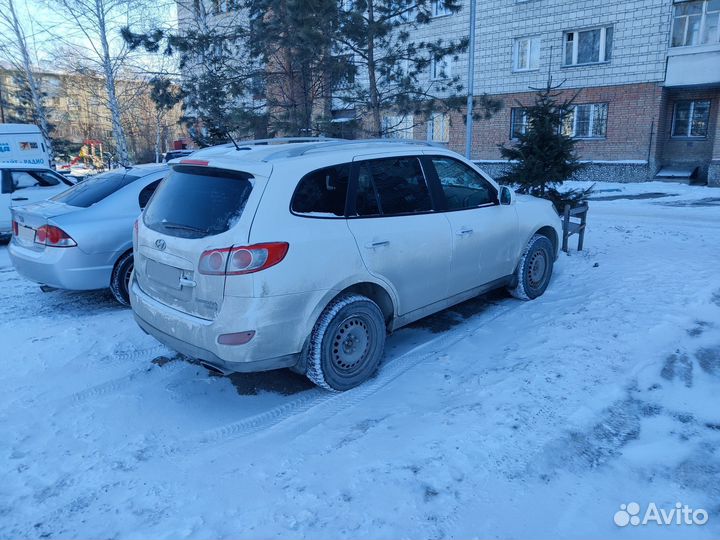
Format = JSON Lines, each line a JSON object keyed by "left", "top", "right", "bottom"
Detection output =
{"left": 198, "top": 242, "right": 289, "bottom": 275}
{"left": 12, "top": 220, "right": 18, "bottom": 236}
{"left": 35, "top": 225, "right": 77, "bottom": 247}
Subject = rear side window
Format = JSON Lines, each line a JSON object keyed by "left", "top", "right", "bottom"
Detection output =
{"left": 51, "top": 171, "right": 138, "bottom": 208}
{"left": 291, "top": 164, "right": 350, "bottom": 217}
{"left": 354, "top": 157, "right": 432, "bottom": 217}
{"left": 143, "top": 166, "right": 253, "bottom": 239}
{"left": 11, "top": 170, "right": 60, "bottom": 190}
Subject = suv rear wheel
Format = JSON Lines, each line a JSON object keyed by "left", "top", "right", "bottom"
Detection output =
{"left": 305, "top": 294, "right": 386, "bottom": 391}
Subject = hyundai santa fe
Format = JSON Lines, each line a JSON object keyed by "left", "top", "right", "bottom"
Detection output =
{"left": 131, "top": 139, "right": 562, "bottom": 391}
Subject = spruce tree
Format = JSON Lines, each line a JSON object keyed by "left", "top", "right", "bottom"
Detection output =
{"left": 499, "top": 79, "right": 589, "bottom": 210}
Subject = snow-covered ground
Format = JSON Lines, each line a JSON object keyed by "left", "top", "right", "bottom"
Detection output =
{"left": 1, "top": 181, "right": 719, "bottom": 539}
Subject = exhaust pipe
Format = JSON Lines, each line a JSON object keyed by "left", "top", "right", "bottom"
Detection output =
{"left": 199, "top": 360, "right": 233, "bottom": 376}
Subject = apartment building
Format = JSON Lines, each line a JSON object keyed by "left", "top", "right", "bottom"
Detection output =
{"left": 0, "top": 66, "right": 186, "bottom": 163}
{"left": 403, "top": 0, "right": 720, "bottom": 185}
{"left": 176, "top": 0, "right": 719, "bottom": 184}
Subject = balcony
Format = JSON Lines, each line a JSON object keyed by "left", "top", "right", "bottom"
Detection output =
{"left": 666, "top": 44, "right": 720, "bottom": 87}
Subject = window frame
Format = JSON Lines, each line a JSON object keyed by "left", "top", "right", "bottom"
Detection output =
{"left": 346, "top": 156, "right": 442, "bottom": 219}
{"left": 431, "top": 0, "right": 452, "bottom": 18}
{"left": 430, "top": 55, "right": 452, "bottom": 80}
{"left": 510, "top": 108, "right": 530, "bottom": 139}
{"left": 427, "top": 112, "right": 450, "bottom": 143}
{"left": 513, "top": 35, "right": 541, "bottom": 72}
{"left": 563, "top": 103, "right": 609, "bottom": 139}
{"left": 671, "top": 99, "right": 712, "bottom": 138}
{"left": 562, "top": 25, "right": 613, "bottom": 66}
{"left": 289, "top": 163, "right": 353, "bottom": 220}
{"left": 422, "top": 155, "right": 499, "bottom": 212}
{"left": 671, "top": 0, "right": 720, "bottom": 47}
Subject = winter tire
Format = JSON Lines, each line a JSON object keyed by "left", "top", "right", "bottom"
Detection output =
{"left": 305, "top": 294, "right": 386, "bottom": 391}
{"left": 508, "top": 234, "right": 554, "bottom": 300}
{"left": 110, "top": 251, "right": 134, "bottom": 306}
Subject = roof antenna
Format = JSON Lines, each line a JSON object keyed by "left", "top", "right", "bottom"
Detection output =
{"left": 226, "top": 130, "right": 241, "bottom": 151}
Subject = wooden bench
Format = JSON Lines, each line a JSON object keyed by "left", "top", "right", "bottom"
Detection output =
{"left": 561, "top": 204, "right": 588, "bottom": 253}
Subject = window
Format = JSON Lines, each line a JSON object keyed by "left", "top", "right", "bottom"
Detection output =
{"left": 11, "top": 170, "right": 61, "bottom": 190}
{"left": 671, "top": 0, "right": 720, "bottom": 47}
{"left": 212, "top": 0, "right": 238, "bottom": 13}
{"left": 430, "top": 55, "right": 452, "bottom": 80}
{"left": 561, "top": 103, "right": 608, "bottom": 138}
{"left": 52, "top": 171, "right": 138, "bottom": 208}
{"left": 563, "top": 26, "right": 613, "bottom": 66}
{"left": 672, "top": 100, "right": 711, "bottom": 137}
{"left": 431, "top": 157, "right": 497, "bottom": 210}
{"left": 428, "top": 112, "right": 450, "bottom": 143}
{"left": 510, "top": 108, "right": 529, "bottom": 138}
{"left": 354, "top": 157, "right": 432, "bottom": 216}
{"left": 382, "top": 115, "right": 414, "bottom": 139}
{"left": 514, "top": 36, "right": 540, "bottom": 71}
{"left": 138, "top": 180, "right": 162, "bottom": 210}
{"left": 144, "top": 166, "right": 253, "bottom": 239}
{"left": 291, "top": 164, "right": 350, "bottom": 217}
{"left": 431, "top": 1, "right": 452, "bottom": 17}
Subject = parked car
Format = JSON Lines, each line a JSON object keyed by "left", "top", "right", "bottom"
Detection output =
{"left": 1, "top": 167, "right": 75, "bottom": 240}
{"left": 9, "top": 164, "right": 168, "bottom": 304}
{"left": 131, "top": 140, "right": 562, "bottom": 391}
{"left": 163, "top": 149, "right": 195, "bottom": 162}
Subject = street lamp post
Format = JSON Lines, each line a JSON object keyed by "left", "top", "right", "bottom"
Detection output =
{"left": 464, "top": 0, "right": 477, "bottom": 159}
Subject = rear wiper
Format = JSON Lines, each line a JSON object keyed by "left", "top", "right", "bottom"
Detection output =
{"left": 161, "top": 222, "right": 209, "bottom": 234}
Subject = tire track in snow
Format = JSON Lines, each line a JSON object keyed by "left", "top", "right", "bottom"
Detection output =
{"left": 168, "top": 299, "right": 522, "bottom": 455}
{"left": 4, "top": 345, "right": 172, "bottom": 411}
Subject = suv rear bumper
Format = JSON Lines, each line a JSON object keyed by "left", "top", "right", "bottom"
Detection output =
{"left": 130, "top": 276, "right": 325, "bottom": 373}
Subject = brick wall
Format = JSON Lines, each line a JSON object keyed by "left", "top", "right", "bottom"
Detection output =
{"left": 435, "top": 82, "right": 664, "bottom": 162}
{"left": 658, "top": 88, "right": 720, "bottom": 179}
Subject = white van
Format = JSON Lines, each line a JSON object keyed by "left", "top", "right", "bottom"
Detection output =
{"left": 0, "top": 124, "right": 51, "bottom": 168}
{"left": 0, "top": 124, "right": 72, "bottom": 239}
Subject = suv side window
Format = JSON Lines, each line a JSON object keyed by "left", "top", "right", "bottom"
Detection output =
{"left": 355, "top": 157, "right": 432, "bottom": 216}
{"left": 430, "top": 157, "right": 498, "bottom": 210}
{"left": 292, "top": 164, "right": 350, "bottom": 217}
{"left": 138, "top": 180, "right": 162, "bottom": 209}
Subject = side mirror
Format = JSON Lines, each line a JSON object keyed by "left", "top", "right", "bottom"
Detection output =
{"left": 500, "top": 185, "right": 514, "bottom": 205}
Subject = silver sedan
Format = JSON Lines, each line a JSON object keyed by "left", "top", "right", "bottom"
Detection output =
{"left": 9, "top": 164, "right": 168, "bottom": 304}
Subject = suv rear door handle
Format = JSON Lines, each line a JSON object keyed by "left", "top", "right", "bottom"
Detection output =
{"left": 456, "top": 228, "right": 473, "bottom": 236}
{"left": 365, "top": 240, "right": 390, "bottom": 249}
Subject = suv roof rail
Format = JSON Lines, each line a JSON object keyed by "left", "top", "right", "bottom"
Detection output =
{"left": 233, "top": 136, "right": 342, "bottom": 148}
{"left": 262, "top": 138, "right": 445, "bottom": 161}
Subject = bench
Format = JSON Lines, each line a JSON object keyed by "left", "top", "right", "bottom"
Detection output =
{"left": 561, "top": 204, "right": 588, "bottom": 253}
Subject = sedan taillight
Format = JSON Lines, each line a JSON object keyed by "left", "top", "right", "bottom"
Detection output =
{"left": 35, "top": 225, "right": 77, "bottom": 247}
{"left": 198, "top": 242, "right": 289, "bottom": 275}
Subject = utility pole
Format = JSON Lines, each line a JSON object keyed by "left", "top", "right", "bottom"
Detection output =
{"left": 464, "top": 0, "right": 477, "bottom": 158}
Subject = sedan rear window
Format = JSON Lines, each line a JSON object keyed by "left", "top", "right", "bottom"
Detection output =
{"left": 143, "top": 166, "right": 253, "bottom": 239}
{"left": 51, "top": 171, "right": 140, "bottom": 208}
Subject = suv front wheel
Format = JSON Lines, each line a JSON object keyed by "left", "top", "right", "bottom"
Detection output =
{"left": 305, "top": 294, "right": 386, "bottom": 391}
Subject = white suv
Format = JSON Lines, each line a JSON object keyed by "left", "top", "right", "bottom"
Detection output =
{"left": 131, "top": 139, "right": 562, "bottom": 390}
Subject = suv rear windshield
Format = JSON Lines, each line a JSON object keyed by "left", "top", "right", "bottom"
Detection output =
{"left": 143, "top": 166, "right": 253, "bottom": 239}
{"left": 51, "top": 170, "right": 141, "bottom": 208}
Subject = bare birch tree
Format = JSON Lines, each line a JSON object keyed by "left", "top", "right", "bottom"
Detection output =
{"left": 0, "top": 0, "right": 55, "bottom": 162}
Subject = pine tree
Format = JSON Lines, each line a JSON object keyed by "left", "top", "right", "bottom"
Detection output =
{"left": 122, "top": 2, "right": 265, "bottom": 146}
{"left": 335, "top": 0, "right": 470, "bottom": 138}
{"left": 499, "top": 79, "right": 590, "bottom": 210}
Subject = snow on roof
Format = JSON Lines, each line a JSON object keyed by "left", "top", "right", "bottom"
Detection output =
{"left": 0, "top": 123, "right": 42, "bottom": 134}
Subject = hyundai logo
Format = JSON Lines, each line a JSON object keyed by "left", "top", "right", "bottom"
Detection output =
{"left": 155, "top": 239, "right": 166, "bottom": 250}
